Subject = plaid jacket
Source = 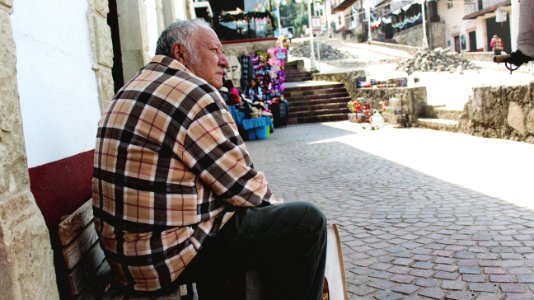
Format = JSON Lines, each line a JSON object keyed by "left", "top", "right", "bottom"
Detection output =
{"left": 92, "top": 55, "right": 273, "bottom": 292}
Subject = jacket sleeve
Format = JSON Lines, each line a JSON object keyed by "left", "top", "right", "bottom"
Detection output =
{"left": 180, "top": 91, "right": 274, "bottom": 207}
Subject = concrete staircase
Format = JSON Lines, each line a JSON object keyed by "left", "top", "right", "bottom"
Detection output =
{"left": 283, "top": 81, "right": 351, "bottom": 124}
{"left": 284, "top": 63, "right": 313, "bottom": 82}
{"left": 416, "top": 106, "right": 462, "bottom": 132}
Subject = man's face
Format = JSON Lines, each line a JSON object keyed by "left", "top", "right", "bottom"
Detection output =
{"left": 186, "top": 27, "right": 228, "bottom": 89}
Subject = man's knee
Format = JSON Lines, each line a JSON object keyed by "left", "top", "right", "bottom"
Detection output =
{"left": 283, "top": 202, "right": 327, "bottom": 232}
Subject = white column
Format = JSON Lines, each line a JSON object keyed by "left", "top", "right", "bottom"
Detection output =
{"left": 366, "top": 1, "right": 372, "bottom": 42}
{"left": 276, "top": 0, "right": 282, "bottom": 36}
{"left": 517, "top": 0, "right": 534, "bottom": 56}
{"left": 421, "top": 0, "right": 429, "bottom": 49}
{"left": 116, "top": 0, "right": 151, "bottom": 82}
{"left": 510, "top": 0, "right": 519, "bottom": 52}
{"left": 308, "top": 0, "right": 316, "bottom": 70}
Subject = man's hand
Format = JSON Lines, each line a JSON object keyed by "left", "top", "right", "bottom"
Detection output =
{"left": 270, "top": 197, "right": 285, "bottom": 205}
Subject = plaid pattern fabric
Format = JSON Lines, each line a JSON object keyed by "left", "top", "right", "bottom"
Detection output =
{"left": 92, "top": 55, "right": 273, "bottom": 292}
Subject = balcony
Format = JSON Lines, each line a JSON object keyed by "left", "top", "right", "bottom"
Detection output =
{"left": 463, "top": 0, "right": 510, "bottom": 20}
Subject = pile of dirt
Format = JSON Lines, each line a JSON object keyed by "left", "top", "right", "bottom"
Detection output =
{"left": 289, "top": 41, "right": 356, "bottom": 60}
{"left": 396, "top": 47, "right": 479, "bottom": 74}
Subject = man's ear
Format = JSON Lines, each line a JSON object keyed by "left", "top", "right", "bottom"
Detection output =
{"left": 171, "top": 43, "right": 187, "bottom": 62}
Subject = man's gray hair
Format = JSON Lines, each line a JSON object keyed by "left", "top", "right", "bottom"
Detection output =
{"left": 155, "top": 19, "right": 211, "bottom": 59}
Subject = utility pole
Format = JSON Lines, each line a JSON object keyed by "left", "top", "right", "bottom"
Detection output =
{"left": 308, "top": 0, "right": 316, "bottom": 70}
{"left": 276, "top": 0, "right": 282, "bottom": 36}
{"left": 421, "top": 0, "right": 429, "bottom": 49}
{"left": 366, "top": 0, "right": 372, "bottom": 42}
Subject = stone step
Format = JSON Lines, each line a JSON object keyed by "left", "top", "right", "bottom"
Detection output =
{"left": 291, "top": 107, "right": 350, "bottom": 117}
{"left": 289, "top": 96, "right": 351, "bottom": 107}
{"left": 283, "top": 82, "right": 344, "bottom": 92}
{"left": 285, "top": 73, "right": 311, "bottom": 78}
{"left": 416, "top": 118, "right": 459, "bottom": 132}
{"left": 285, "top": 76, "right": 313, "bottom": 82}
{"left": 288, "top": 113, "right": 349, "bottom": 124}
{"left": 285, "top": 72, "right": 312, "bottom": 76}
{"left": 285, "top": 64, "right": 299, "bottom": 70}
{"left": 287, "top": 92, "right": 350, "bottom": 103}
{"left": 285, "top": 69, "right": 308, "bottom": 74}
{"left": 435, "top": 108, "right": 463, "bottom": 121}
{"left": 284, "top": 86, "right": 346, "bottom": 97}
{"left": 289, "top": 102, "right": 350, "bottom": 112}
{"left": 282, "top": 81, "right": 350, "bottom": 125}
{"left": 285, "top": 69, "right": 312, "bottom": 75}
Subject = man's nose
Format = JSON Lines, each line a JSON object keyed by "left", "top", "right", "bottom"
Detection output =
{"left": 219, "top": 53, "right": 229, "bottom": 68}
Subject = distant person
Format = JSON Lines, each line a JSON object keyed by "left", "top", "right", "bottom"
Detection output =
{"left": 330, "top": 20, "right": 336, "bottom": 38}
{"left": 287, "top": 31, "right": 293, "bottom": 43}
{"left": 277, "top": 35, "right": 289, "bottom": 49}
{"left": 490, "top": 34, "right": 504, "bottom": 55}
{"left": 245, "top": 78, "right": 263, "bottom": 102}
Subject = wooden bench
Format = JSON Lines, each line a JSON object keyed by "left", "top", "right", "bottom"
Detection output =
{"left": 58, "top": 200, "right": 192, "bottom": 299}
{"left": 57, "top": 199, "right": 346, "bottom": 299}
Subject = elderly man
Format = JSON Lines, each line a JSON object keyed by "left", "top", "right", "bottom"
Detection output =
{"left": 92, "top": 19, "right": 327, "bottom": 300}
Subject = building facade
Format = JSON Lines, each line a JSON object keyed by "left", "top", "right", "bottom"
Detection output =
{"left": 329, "top": 0, "right": 519, "bottom": 53}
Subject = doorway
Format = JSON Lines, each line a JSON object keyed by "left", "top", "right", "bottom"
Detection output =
{"left": 453, "top": 35, "right": 460, "bottom": 53}
{"left": 486, "top": 16, "right": 511, "bottom": 53}
{"left": 108, "top": 0, "right": 124, "bottom": 93}
{"left": 468, "top": 31, "right": 477, "bottom": 52}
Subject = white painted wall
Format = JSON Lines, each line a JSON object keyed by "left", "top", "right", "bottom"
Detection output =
{"left": 12, "top": 0, "right": 101, "bottom": 168}
{"left": 438, "top": 0, "right": 466, "bottom": 51}
{"left": 475, "top": 18, "right": 487, "bottom": 51}
{"left": 174, "top": 0, "right": 188, "bottom": 20}
{"left": 145, "top": 0, "right": 159, "bottom": 57}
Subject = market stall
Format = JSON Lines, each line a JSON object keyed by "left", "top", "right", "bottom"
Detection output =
{"left": 221, "top": 42, "right": 289, "bottom": 140}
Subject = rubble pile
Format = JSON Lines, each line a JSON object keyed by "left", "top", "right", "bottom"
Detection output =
{"left": 396, "top": 47, "right": 479, "bottom": 74}
{"left": 289, "top": 41, "right": 356, "bottom": 60}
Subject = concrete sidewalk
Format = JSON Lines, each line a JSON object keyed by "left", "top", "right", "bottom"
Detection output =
{"left": 246, "top": 121, "right": 534, "bottom": 299}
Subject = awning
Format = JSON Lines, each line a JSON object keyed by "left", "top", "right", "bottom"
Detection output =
{"left": 463, "top": 0, "right": 511, "bottom": 20}
{"left": 209, "top": 0, "right": 245, "bottom": 13}
{"left": 332, "top": 0, "right": 358, "bottom": 13}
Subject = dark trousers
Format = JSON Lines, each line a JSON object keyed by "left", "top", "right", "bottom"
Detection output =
{"left": 493, "top": 49, "right": 502, "bottom": 55}
{"left": 180, "top": 201, "right": 327, "bottom": 300}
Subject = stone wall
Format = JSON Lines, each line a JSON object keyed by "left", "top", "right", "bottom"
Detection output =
{"left": 461, "top": 51, "right": 494, "bottom": 62}
{"left": 352, "top": 87, "right": 429, "bottom": 123}
{"left": 393, "top": 22, "right": 446, "bottom": 49}
{"left": 88, "top": 0, "right": 115, "bottom": 111}
{"left": 428, "top": 22, "right": 446, "bottom": 50}
{"left": 312, "top": 70, "right": 428, "bottom": 122}
{"left": 312, "top": 70, "right": 367, "bottom": 100}
{"left": 312, "top": 71, "right": 428, "bottom": 122}
{"left": 0, "top": 0, "right": 59, "bottom": 299}
{"left": 459, "top": 82, "right": 534, "bottom": 144}
{"left": 369, "top": 40, "right": 418, "bottom": 55}
{"left": 222, "top": 38, "right": 278, "bottom": 57}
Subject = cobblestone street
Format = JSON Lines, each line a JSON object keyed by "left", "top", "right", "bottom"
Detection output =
{"left": 246, "top": 121, "right": 534, "bottom": 300}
